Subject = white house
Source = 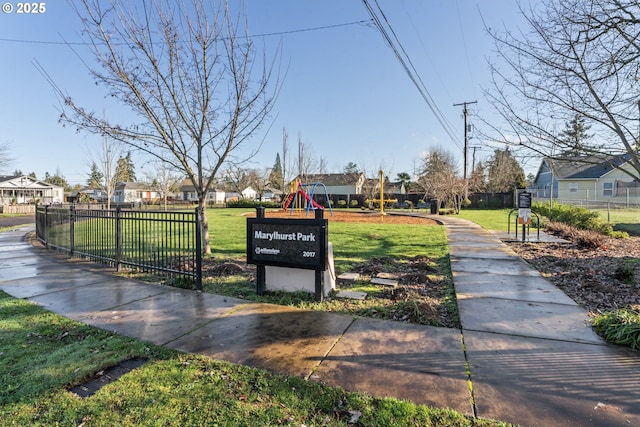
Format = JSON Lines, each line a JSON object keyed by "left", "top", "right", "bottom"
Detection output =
{"left": 0, "top": 175, "right": 64, "bottom": 205}
{"left": 179, "top": 180, "right": 226, "bottom": 204}
{"left": 112, "top": 182, "right": 161, "bottom": 204}
{"left": 241, "top": 186, "right": 258, "bottom": 199}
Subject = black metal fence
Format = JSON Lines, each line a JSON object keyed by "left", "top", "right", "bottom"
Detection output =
{"left": 36, "top": 205, "right": 203, "bottom": 289}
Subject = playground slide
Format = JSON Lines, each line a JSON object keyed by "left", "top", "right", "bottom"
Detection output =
{"left": 282, "top": 187, "right": 323, "bottom": 211}
{"left": 300, "top": 190, "right": 323, "bottom": 209}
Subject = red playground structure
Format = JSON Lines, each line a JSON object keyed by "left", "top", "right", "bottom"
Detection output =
{"left": 282, "top": 180, "right": 333, "bottom": 216}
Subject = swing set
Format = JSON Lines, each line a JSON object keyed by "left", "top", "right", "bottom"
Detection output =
{"left": 282, "top": 180, "right": 333, "bottom": 216}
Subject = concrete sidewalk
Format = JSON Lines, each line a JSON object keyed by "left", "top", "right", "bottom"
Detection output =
{"left": 1, "top": 222, "right": 639, "bottom": 426}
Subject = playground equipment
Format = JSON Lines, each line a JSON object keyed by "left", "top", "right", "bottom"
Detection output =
{"left": 283, "top": 180, "right": 333, "bottom": 216}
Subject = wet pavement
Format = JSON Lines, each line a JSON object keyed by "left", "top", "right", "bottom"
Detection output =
{"left": 1, "top": 219, "right": 640, "bottom": 426}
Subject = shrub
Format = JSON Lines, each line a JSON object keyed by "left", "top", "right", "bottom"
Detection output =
{"left": 592, "top": 308, "right": 640, "bottom": 350}
{"left": 226, "top": 199, "right": 281, "bottom": 208}
{"left": 533, "top": 202, "right": 619, "bottom": 237}
{"left": 350, "top": 199, "right": 359, "bottom": 208}
{"left": 610, "top": 230, "right": 630, "bottom": 239}
{"left": 337, "top": 199, "right": 347, "bottom": 208}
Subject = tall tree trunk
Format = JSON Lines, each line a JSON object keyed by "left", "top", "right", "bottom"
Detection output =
{"left": 198, "top": 196, "right": 211, "bottom": 255}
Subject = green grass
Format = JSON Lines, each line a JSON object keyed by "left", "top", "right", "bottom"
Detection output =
{"left": 208, "top": 208, "right": 448, "bottom": 273}
{"left": 203, "top": 209, "right": 458, "bottom": 327}
{"left": 456, "top": 209, "right": 514, "bottom": 231}
{"left": 0, "top": 291, "right": 510, "bottom": 426}
{"left": 593, "top": 208, "right": 640, "bottom": 235}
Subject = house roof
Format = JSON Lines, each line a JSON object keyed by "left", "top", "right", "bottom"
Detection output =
{"left": 0, "top": 175, "right": 61, "bottom": 189}
{"left": 298, "top": 173, "right": 363, "bottom": 186}
{"left": 115, "top": 182, "right": 152, "bottom": 190}
{"left": 543, "top": 154, "right": 630, "bottom": 180}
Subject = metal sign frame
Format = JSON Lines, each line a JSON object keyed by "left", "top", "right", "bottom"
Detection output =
{"left": 247, "top": 217, "right": 328, "bottom": 270}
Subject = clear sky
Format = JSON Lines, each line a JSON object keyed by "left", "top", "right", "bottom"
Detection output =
{"left": 0, "top": 0, "right": 530, "bottom": 186}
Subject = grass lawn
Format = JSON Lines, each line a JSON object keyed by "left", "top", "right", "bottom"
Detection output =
{"left": 205, "top": 208, "right": 458, "bottom": 327}
{"left": 0, "top": 291, "right": 510, "bottom": 426}
{"left": 456, "top": 208, "right": 514, "bottom": 231}
{"left": 592, "top": 208, "right": 640, "bottom": 235}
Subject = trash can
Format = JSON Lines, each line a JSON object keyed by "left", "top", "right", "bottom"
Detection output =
{"left": 430, "top": 199, "right": 439, "bottom": 214}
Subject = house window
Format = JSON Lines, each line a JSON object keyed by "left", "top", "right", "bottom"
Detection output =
{"left": 603, "top": 182, "right": 614, "bottom": 197}
{"left": 569, "top": 183, "right": 578, "bottom": 193}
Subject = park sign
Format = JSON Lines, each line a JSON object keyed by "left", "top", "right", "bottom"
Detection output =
{"left": 246, "top": 217, "right": 328, "bottom": 271}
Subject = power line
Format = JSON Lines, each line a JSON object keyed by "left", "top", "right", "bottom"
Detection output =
{"left": 361, "top": 0, "right": 462, "bottom": 151}
{"left": 0, "top": 19, "right": 374, "bottom": 46}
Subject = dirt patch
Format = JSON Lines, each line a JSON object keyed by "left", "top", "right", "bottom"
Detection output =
{"left": 68, "top": 357, "right": 149, "bottom": 398}
{"left": 249, "top": 210, "right": 440, "bottom": 225}
{"left": 508, "top": 236, "right": 640, "bottom": 316}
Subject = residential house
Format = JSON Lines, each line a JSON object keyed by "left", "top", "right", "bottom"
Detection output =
{"left": 241, "top": 186, "right": 257, "bottom": 200}
{"left": 70, "top": 186, "right": 107, "bottom": 203}
{"left": 179, "top": 180, "right": 226, "bottom": 204}
{"left": 238, "top": 186, "right": 283, "bottom": 202}
{"left": 296, "top": 173, "right": 366, "bottom": 195}
{"left": 0, "top": 175, "right": 64, "bottom": 205}
{"left": 530, "top": 154, "right": 640, "bottom": 202}
{"left": 113, "top": 182, "right": 161, "bottom": 204}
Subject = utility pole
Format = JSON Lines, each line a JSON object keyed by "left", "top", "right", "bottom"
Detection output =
{"left": 470, "top": 145, "right": 481, "bottom": 174}
{"left": 453, "top": 101, "right": 477, "bottom": 181}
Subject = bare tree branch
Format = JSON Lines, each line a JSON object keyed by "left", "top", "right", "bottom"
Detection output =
{"left": 482, "top": 0, "right": 640, "bottom": 180}
{"left": 40, "top": 0, "right": 279, "bottom": 253}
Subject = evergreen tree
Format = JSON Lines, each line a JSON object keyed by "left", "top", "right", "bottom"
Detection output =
{"left": 268, "top": 153, "right": 283, "bottom": 190}
{"left": 469, "top": 162, "right": 486, "bottom": 193}
{"left": 87, "top": 162, "right": 104, "bottom": 187}
{"left": 396, "top": 172, "right": 412, "bottom": 192}
{"left": 559, "top": 114, "right": 592, "bottom": 156}
{"left": 343, "top": 162, "right": 359, "bottom": 174}
{"left": 486, "top": 149, "right": 526, "bottom": 192}
{"left": 44, "top": 170, "right": 70, "bottom": 191}
{"left": 115, "top": 151, "right": 136, "bottom": 182}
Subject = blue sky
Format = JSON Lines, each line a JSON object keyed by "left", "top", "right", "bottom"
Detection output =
{"left": 0, "top": 1, "right": 530, "bottom": 186}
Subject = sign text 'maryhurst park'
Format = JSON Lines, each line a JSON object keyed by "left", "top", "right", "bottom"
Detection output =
{"left": 254, "top": 230, "right": 316, "bottom": 242}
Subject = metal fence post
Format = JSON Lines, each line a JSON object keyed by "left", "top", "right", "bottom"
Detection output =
{"left": 44, "top": 205, "right": 50, "bottom": 248}
{"left": 115, "top": 205, "right": 122, "bottom": 272}
{"left": 69, "top": 205, "right": 75, "bottom": 256}
{"left": 255, "top": 206, "right": 266, "bottom": 295}
{"left": 195, "top": 207, "right": 203, "bottom": 291}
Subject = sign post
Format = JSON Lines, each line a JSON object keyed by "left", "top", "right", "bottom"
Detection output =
{"left": 517, "top": 191, "right": 532, "bottom": 242}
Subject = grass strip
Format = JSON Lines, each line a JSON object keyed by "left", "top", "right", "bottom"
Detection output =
{"left": 0, "top": 291, "right": 510, "bottom": 426}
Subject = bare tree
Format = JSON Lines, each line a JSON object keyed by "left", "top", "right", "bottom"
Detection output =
{"left": 484, "top": 0, "right": 640, "bottom": 179}
{"left": 246, "top": 167, "right": 271, "bottom": 200}
{"left": 145, "top": 161, "right": 182, "bottom": 210}
{"left": 0, "top": 141, "right": 14, "bottom": 173}
{"left": 296, "top": 132, "right": 321, "bottom": 181}
{"left": 222, "top": 164, "right": 251, "bottom": 196}
{"left": 41, "top": 0, "right": 278, "bottom": 254}
{"left": 88, "top": 136, "right": 122, "bottom": 209}
{"left": 414, "top": 147, "right": 467, "bottom": 213}
{"left": 282, "top": 127, "right": 289, "bottom": 190}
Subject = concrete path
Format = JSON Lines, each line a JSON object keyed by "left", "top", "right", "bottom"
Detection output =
{"left": 1, "top": 220, "right": 640, "bottom": 426}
